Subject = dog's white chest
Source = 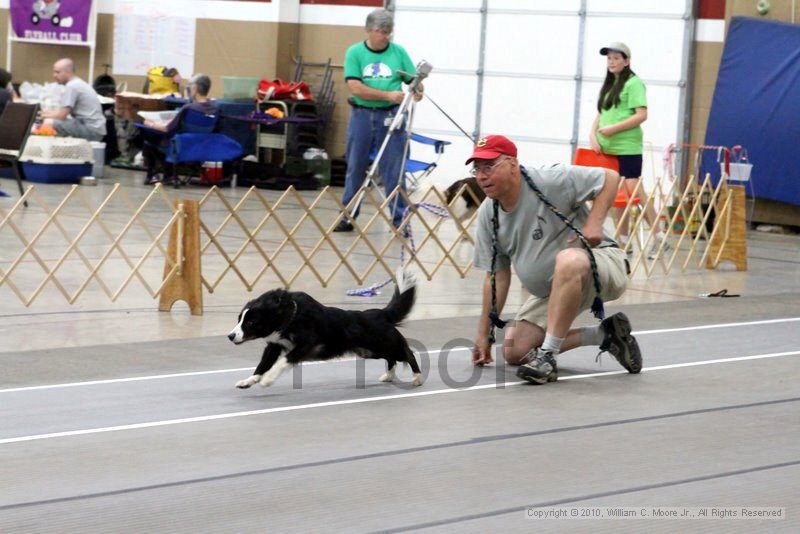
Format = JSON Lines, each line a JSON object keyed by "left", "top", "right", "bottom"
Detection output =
{"left": 264, "top": 332, "right": 294, "bottom": 352}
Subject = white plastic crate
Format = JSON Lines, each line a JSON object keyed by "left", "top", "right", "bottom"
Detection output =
{"left": 21, "top": 136, "right": 94, "bottom": 165}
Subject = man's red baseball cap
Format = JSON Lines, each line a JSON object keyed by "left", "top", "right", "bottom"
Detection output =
{"left": 465, "top": 135, "right": 518, "bottom": 164}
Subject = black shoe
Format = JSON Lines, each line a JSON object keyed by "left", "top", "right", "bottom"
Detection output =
{"left": 333, "top": 220, "right": 354, "bottom": 233}
{"left": 599, "top": 312, "right": 642, "bottom": 373}
{"left": 516, "top": 348, "right": 558, "bottom": 384}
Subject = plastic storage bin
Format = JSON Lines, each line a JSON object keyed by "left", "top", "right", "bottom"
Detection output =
{"left": 23, "top": 162, "right": 93, "bottom": 184}
{"left": 90, "top": 141, "right": 106, "bottom": 178}
{"left": 222, "top": 77, "right": 260, "bottom": 100}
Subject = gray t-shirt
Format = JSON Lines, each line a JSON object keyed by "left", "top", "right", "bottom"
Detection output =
{"left": 474, "top": 163, "right": 614, "bottom": 298}
{"left": 60, "top": 77, "right": 106, "bottom": 135}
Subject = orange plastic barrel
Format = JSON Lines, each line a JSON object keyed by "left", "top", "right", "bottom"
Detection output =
{"left": 573, "top": 148, "right": 638, "bottom": 207}
{"left": 572, "top": 148, "right": 620, "bottom": 171}
{"left": 613, "top": 191, "right": 640, "bottom": 207}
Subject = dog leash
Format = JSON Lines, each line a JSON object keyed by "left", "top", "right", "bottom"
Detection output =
{"left": 346, "top": 202, "right": 451, "bottom": 297}
{"left": 422, "top": 93, "right": 474, "bottom": 141}
{"left": 699, "top": 289, "right": 740, "bottom": 298}
{"left": 487, "top": 199, "right": 504, "bottom": 343}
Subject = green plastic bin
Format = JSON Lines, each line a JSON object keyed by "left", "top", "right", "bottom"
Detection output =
{"left": 222, "top": 76, "right": 260, "bottom": 100}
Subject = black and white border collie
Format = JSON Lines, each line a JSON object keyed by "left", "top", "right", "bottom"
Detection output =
{"left": 227, "top": 270, "right": 423, "bottom": 389}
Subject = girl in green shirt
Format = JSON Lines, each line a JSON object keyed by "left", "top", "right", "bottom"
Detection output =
{"left": 589, "top": 42, "right": 668, "bottom": 258}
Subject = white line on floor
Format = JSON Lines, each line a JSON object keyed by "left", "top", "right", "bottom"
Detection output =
{"left": 633, "top": 316, "right": 800, "bottom": 335}
{"left": 0, "top": 356, "right": 381, "bottom": 393}
{"left": 0, "top": 366, "right": 255, "bottom": 394}
{"left": 2, "top": 316, "right": 798, "bottom": 395}
{"left": 1, "top": 350, "right": 798, "bottom": 446}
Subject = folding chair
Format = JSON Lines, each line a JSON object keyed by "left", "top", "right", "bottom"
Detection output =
{"left": 137, "top": 109, "right": 244, "bottom": 188}
{"left": 403, "top": 133, "right": 451, "bottom": 192}
{"left": 367, "top": 132, "right": 451, "bottom": 193}
{"left": 0, "top": 102, "right": 40, "bottom": 206}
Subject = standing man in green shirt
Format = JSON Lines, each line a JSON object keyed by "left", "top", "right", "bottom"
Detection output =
{"left": 334, "top": 8, "right": 422, "bottom": 232}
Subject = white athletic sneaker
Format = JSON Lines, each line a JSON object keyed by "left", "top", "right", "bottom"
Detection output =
{"left": 647, "top": 240, "right": 672, "bottom": 260}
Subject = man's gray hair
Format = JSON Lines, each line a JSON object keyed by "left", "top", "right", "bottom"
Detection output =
{"left": 190, "top": 73, "right": 211, "bottom": 96}
{"left": 365, "top": 8, "right": 394, "bottom": 31}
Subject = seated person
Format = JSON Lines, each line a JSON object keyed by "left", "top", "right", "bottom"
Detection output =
{"left": 39, "top": 58, "right": 106, "bottom": 142}
{"left": 0, "top": 68, "right": 14, "bottom": 116}
{"left": 141, "top": 73, "right": 217, "bottom": 185}
{"left": 0, "top": 69, "right": 14, "bottom": 196}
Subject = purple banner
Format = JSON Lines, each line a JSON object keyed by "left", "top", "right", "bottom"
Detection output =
{"left": 10, "top": 0, "right": 93, "bottom": 43}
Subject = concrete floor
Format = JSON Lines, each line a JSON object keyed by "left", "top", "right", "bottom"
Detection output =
{"left": 1, "top": 169, "right": 799, "bottom": 533}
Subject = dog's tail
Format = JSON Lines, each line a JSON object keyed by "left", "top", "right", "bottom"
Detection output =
{"left": 382, "top": 268, "right": 416, "bottom": 325}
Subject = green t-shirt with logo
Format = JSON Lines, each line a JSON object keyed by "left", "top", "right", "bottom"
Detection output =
{"left": 344, "top": 41, "right": 416, "bottom": 108}
{"left": 596, "top": 75, "right": 647, "bottom": 155}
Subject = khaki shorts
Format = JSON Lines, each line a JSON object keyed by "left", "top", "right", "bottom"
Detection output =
{"left": 515, "top": 246, "right": 629, "bottom": 330}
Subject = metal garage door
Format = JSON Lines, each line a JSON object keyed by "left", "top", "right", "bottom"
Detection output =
{"left": 391, "top": 0, "right": 694, "bottom": 186}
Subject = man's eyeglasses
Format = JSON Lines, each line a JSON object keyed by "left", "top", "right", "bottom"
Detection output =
{"left": 469, "top": 159, "right": 506, "bottom": 178}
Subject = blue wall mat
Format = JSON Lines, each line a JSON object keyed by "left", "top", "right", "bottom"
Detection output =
{"left": 704, "top": 17, "right": 800, "bottom": 206}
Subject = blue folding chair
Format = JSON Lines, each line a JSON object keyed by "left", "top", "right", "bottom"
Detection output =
{"left": 403, "top": 132, "right": 451, "bottom": 192}
{"left": 367, "top": 132, "right": 451, "bottom": 193}
{"left": 138, "top": 109, "right": 244, "bottom": 187}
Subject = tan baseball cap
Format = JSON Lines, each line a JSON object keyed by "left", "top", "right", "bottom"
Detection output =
{"left": 600, "top": 42, "right": 631, "bottom": 59}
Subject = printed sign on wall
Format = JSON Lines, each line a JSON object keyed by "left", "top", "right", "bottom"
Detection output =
{"left": 112, "top": 1, "right": 196, "bottom": 78}
{"left": 9, "top": 0, "right": 93, "bottom": 43}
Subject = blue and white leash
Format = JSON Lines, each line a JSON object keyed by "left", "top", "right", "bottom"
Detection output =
{"left": 346, "top": 202, "right": 451, "bottom": 297}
